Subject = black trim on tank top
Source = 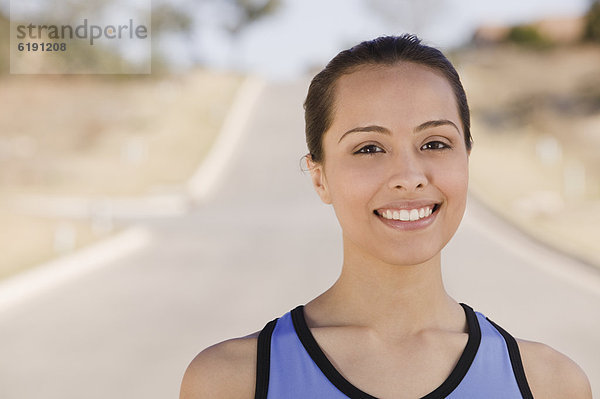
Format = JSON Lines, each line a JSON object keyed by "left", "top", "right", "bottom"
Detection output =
{"left": 486, "top": 317, "right": 534, "bottom": 399}
{"left": 254, "top": 318, "right": 278, "bottom": 399}
{"left": 290, "top": 302, "right": 481, "bottom": 399}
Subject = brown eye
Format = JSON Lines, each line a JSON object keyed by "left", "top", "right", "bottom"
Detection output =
{"left": 422, "top": 141, "right": 451, "bottom": 151}
{"left": 354, "top": 144, "right": 384, "bottom": 155}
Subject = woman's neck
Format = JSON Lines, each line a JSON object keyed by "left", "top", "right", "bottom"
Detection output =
{"left": 305, "top": 242, "right": 463, "bottom": 340}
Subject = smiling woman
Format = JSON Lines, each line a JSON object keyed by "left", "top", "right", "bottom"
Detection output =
{"left": 307, "top": 62, "right": 470, "bottom": 269}
{"left": 179, "top": 35, "right": 592, "bottom": 399}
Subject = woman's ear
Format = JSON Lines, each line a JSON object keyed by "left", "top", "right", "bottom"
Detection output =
{"left": 306, "top": 155, "right": 332, "bottom": 204}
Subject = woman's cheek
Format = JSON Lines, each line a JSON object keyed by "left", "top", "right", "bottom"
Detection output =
{"left": 436, "top": 163, "right": 469, "bottom": 203}
{"left": 328, "top": 163, "right": 381, "bottom": 205}
{"left": 435, "top": 154, "right": 468, "bottom": 179}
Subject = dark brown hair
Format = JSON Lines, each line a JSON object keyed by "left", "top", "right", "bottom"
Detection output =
{"left": 304, "top": 34, "right": 473, "bottom": 164}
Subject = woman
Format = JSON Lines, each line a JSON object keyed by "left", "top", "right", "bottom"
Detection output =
{"left": 180, "top": 35, "right": 592, "bottom": 398}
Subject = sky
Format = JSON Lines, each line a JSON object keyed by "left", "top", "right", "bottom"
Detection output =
{"left": 3, "top": 0, "right": 592, "bottom": 79}
{"left": 184, "top": 0, "right": 591, "bottom": 80}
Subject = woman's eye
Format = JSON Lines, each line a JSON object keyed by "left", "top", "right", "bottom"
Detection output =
{"left": 354, "top": 144, "right": 384, "bottom": 155}
{"left": 422, "top": 141, "right": 451, "bottom": 151}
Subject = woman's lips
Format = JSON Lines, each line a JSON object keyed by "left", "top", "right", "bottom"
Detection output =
{"left": 375, "top": 203, "right": 439, "bottom": 221}
{"left": 374, "top": 203, "right": 440, "bottom": 231}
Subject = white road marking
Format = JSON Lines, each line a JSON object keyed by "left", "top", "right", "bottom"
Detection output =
{"left": 463, "top": 193, "right": 600, "bottom": 297}
{"left": 0, "top": 227, "right": 152, "bottom": 315}
{"left": 187, "top": 76, "right": 266, "bottom": 203}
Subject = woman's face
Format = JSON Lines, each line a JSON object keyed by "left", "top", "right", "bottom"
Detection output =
{"left": 308, "top": 63, "right": 470, "bottom": 266}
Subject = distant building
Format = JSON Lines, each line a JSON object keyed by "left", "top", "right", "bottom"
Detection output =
{"left": 472, "top": 16, "right": 585, "bottom": 45}
{"left": 472, "top": 25, "right": 511, "bottom": 45}
{"left": 536, "top": 17, "right": 585, "bottom": 44}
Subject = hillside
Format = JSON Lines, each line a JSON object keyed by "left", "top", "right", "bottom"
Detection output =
{"left": 0, "top": 71, "right": 242, "bottom": 279}
{"left": 456, "top": 43, "right": 600, "bottom": 267}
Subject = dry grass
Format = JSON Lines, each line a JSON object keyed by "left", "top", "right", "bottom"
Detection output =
{"left": 457, "top": 44, "right": 600, "bottom": 267}
{"left": 0, "top": 71, "right": 242, "bottom": 279}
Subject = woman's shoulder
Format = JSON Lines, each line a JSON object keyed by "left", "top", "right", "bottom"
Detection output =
{"left": 179, "top": 330, "right": 260, "bottom": 399}
{"left": 516, "top": 338, "right": 592, "bottom": 398}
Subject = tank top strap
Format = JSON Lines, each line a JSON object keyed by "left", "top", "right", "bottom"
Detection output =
{"left": 484, "top": 315, "right": 534, "bottom": 399}
{"left": 254, "top": 317, "right": 277, "bottom": 399}
{"left": 449, "top": 310, "right": 534, "bottom": 398}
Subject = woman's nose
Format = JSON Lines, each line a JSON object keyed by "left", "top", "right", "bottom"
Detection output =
{"left": 386, "top": 150, "right": 428, "bottom": 191}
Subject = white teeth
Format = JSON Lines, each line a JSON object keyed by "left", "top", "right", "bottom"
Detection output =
{"left": 409, "top": 209, "right": 419, "bottom": 221}
{"left": 400, "top": 210, "right": 410, "bottom": 221}
{"left": 378, "top": 205, "right": 436, "bottom": 221}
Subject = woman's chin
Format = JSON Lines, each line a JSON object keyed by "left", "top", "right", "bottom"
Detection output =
{"left": 370, "top": 243, "right": 442, "bottom": 268}
{"left": 385, "top": 253, "right": 439, "bottom": 268}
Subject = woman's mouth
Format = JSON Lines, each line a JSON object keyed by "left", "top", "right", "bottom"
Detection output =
{"left": 374, "top": 203, "right": 440, "bottom": 221}
{"left": 373, "top": 203, "right": 441, "bottom": 231}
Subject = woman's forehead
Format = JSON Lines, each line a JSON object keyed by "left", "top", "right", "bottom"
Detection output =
{"left": 335, "top": 63, "right": 453, "bottom": 99}
{"left": 330, "top": 63, "right": 460, "bottom": 130}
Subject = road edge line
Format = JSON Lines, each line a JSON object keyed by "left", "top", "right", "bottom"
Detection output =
{"left": 186, "top": 75, "right": 266, "bottom": 203}
{"left": 0, "top": 226, "right": 152, "bottom": 315}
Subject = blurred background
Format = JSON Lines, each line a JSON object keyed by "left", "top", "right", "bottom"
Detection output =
{"left": 0, "top": 0, "right": 599, "bottom": 398}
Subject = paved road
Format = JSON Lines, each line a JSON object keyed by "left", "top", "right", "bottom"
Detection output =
{"left": 0, "top": 80, "right": 598, "bottom": 398}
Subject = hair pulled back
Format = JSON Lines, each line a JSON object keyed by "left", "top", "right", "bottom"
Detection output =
{"left": 304, "top": 34, "right": 473, "bottom": 164}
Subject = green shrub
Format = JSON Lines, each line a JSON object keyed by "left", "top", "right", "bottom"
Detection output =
{"left": 583, "top": 0, "right": 600, "bottom": 42}
{"left": 506, "top": 25, "right": 553, "bottom": 48}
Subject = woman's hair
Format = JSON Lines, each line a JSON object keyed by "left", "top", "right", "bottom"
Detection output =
{"left": 304, "top": 34, "right": 473, "bottom": 164}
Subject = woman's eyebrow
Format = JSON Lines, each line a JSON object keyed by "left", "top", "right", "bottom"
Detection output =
{"left": 338, "top": 125, "right": 390, "bottom": 143}
{"left": 338, "top": 119, "right": 459, "bottom": 143}
{"left": 414, "top": 119, "right": 460, "bottom": 134}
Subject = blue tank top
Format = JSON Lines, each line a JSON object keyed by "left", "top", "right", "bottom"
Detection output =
{"left": 254, "top": 303, "right": 533, "bottom": 399}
